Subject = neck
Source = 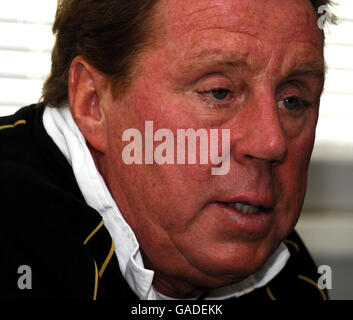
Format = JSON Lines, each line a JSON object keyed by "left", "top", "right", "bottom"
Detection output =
{"left": 152, "top": 271, "right": 207, "bottom": 299}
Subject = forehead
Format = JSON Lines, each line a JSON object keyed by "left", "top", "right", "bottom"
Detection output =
{"left": 157, "top": 0, "right": 322, "bottom": 45}
{"left": 149, "top": 0, "right": 324, "bottom": 79}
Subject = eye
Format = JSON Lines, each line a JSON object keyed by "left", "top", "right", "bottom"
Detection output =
{"left": 209, "top": 89, "right": 230, "bottom": 101}
{"left": 199, "top": 88, "right": 231, "bottom": 102}
{"left": 279, "top": 97, "right": 309, "bottom": 111}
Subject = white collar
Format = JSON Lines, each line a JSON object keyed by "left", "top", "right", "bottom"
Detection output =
{"left": 42, "top": 105, "right": 290, "bottom": 300}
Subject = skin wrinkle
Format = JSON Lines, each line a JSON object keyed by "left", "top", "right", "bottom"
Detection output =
{"left": 166, "top": 0, "right": 322, "bottom": 46}
{"left": 182, "top": 5, "right": 221, "bottom": 18}
{"left": 174, "top": 34, "right": 324, "bottom": 86}
{"left": 71, "top": 0, "right": 325, "bottom": 298}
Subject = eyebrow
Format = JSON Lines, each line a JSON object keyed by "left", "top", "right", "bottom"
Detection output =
{"left": 179, "top": 49, "right": 325, "bottom": 82}
{"left": 286, "top": 60, "right": 326, "bottom": 81}
{"left": 179, "top": 50, "right": 251, "bottom": 76}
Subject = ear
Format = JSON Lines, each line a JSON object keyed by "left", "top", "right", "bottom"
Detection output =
{"left": 68, "top": 56, "right": 108, "bottom": 153}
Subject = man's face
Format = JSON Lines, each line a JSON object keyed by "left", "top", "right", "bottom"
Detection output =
{"left": 99, "top": 0, "right": 324, "bottom": 296}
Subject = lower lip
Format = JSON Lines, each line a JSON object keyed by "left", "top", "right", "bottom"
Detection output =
{"left": 212, "top": 202, "right": 275, "bottom": 237}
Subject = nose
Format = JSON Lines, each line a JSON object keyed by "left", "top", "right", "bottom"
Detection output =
{"left": 232, "top": 91, "right": 287, "bottom": 166}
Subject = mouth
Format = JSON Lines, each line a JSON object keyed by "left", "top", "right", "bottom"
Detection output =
{"left": 212, "top": 199, "right": 275, "bottom": 236}
{"left": 222, "top": 201, "right": 267, "bottom": 215}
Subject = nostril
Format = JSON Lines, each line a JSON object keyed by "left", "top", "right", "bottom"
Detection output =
{"left": 272, "top": 149, "right": 288, "bottom": 166}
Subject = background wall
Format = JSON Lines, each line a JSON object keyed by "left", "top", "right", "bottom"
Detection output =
{"left": 0, "top": 0, "right": 352, "bottom": 299}
{"left": 0, "top": 0, "right": 55, "bottom": 115}
{"left": 296, "top": 0, "right": 353, "bottom": 300}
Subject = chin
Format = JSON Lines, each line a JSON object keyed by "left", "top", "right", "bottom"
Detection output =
{"left": 181, "top": 236, "right": 280, "bottom": 288}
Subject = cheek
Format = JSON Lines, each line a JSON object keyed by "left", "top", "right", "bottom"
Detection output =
{"left": 276, "top": 132, "right": 315, "bottom": 230}
{"left": 145, "top": 163, "right": 216, "bottom": 234}
{"left": 107, "top": 81, "right": 221, "bottom": 233}
{"left": 279, "top": 107, "right": 319, "bottom": 139}
{"left": 280, "top": 110, "right": 317, "bottom": 197}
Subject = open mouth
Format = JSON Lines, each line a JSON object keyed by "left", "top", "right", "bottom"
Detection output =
{"left": 220, "top": 201, "right": 268, "bottom": 215}
{"left": 213, "top": 200, "right": 275, "bottom": 235}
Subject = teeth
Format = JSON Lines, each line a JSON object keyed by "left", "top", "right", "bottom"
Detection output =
{"left": 226, "top": 201, "right": 261, "bottom": 214}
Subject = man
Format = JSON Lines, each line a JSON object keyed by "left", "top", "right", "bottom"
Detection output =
{"left": 0, "top": 0, "right": 332, "bottom": 300}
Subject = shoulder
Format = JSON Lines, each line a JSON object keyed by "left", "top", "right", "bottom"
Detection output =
{"left": 0, "top": 106, "right": 133, "bottom": 300}
{"left": 268, "top": 230, "right": 329, "bottom": 300}
{"left": 0, "top": 104, "right": 86, "bottom": 220}
{"left": 0, "top": 106, "right": 104, "bottom": 299}
{"left": 0, "top": 160, "right": 102, "bottom": 299}
{"left": 0, "top": 104, "right": 39, "bottom": 143}
{"left": 272, "top": 230, "right": 328, "bottom": 300}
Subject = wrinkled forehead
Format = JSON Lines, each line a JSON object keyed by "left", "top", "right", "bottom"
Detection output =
{"left": 156, "top": 0, "right": 323, "bottom": 46}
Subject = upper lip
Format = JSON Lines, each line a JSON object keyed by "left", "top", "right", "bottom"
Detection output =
{"left": 218, "top": 196, "right": 275, "bottom": 209}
